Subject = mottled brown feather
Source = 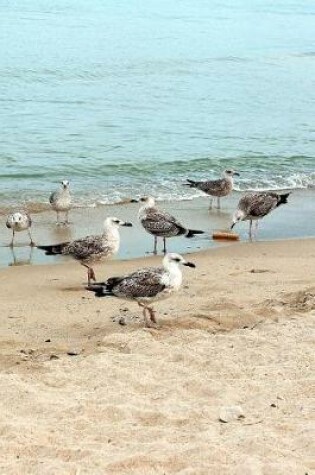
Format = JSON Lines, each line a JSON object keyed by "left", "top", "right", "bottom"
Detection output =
{"left": 62, "top": 235, "right": 113, "bottom": 263}
{"left": 141, "top": 207, "right": 186, "bottom": 237}
{"left": 109, "top": 267, "right": 165, "bottom": 299}
{"left": 238, "top": 192, "right": 281, "bottom": 218}
{"left": 190, "top": 178, "right": 232, "bottom": 197}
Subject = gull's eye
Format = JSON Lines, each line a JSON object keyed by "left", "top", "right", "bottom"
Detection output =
{"left": 114, "top": 219, "right": 120, "bottom": 224}
{"left": 174, "top": 257, "right": 181, "bottom": 262}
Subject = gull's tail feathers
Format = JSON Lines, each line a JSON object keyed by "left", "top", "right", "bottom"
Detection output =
{"left": 186, "top": 229, "right": 204, "bottom": 238}
{"left": 37, "top": 243, "right": 69, "bottom": 255}
{"left": 277, "top": 192, "right": 291, "bottom": 207}
{"left": 183, "top": 179, "right": 200, "bottom": 188}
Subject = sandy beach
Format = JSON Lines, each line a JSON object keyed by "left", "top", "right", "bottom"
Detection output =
{"left": 0, "top": 238, "right": 314, "bottom": 474}
{"left": 2, "top": 0, "right": 314, "bottom": 473}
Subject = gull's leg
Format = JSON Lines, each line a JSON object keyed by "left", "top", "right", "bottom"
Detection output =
{"left": 148, "top": 307, "right": 158, "bottom": 324}
{"left": 10, "top": 230, "right": 15, "bottom": 248}
{"left": 249, "top": 220, "right": 253, "bottom": 241}
{"left": 82, "top": 263, "right": 95, "bottom": 285}
{"left": 208, "top": 198, "right": 213, "bottom": 210}
{"left": 147, "top": 307, "right": 159, "bottom": 328}
{"left": 138, "top": 303, "right": 151, "bottom": 327}
{"left": 153, "top": 236, "right": 157, "bottom": 255}
{"left": 56, "top": 211, "right": 61, "bottom": 225}
{"left": 28, "top": 229, "right": 35, "bottom": 247}
{"left": 217, "top": 197, "right": 221, "bottom": 209}
{"left": 138, "top": 303, "right": 158, "bottom": 328}
{"left": 163, "top": 237, "right": 167, "bottom": 255}
{"left": 11, "top": 230, "right": 15, "bottom": 247}
{"left": 65, "top": 210, "right": 70, "bottom": 225}
{"left": 88, "top": 267, "right": 96, "bottom": 284}
{"left": 143, "top": 307, "right": 152, "bottom": 327}
{"left": 86, "top": 267, "right": 91, "bottom": 286}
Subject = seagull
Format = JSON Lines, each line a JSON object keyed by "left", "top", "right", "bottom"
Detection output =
{"left": 231, "top": 192, "right": 291, "bottom": 240}
{"left": 37, "top": 217, "right": 132, "bottom": 284}
{"left": 49, "top": 180, "right": 72, "bottom": 225}
{"left": 184, "top": 169, "right": 240, "bottom": 209}
{"left": 6, "top": 211, "right": 34, "bottom": 247}
{"left": 138, "top": 196, "right": 204, "bottom": 254}
{"left": 86, "top": 253, "right": 196, "bottom": 328}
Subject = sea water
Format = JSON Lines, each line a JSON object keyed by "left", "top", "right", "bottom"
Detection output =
{"left": 0, "top": 0, "right": 314, "bottom": 209}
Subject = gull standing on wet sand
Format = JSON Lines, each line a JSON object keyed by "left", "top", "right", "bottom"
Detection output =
{"left": 231, "top": 191, "right": 291, "bottom": 240}
{"left": 49, "top": 180, "right": 72, "bottom": 225}
{"left": 37, "top": 217, "right": 132, "bottom": 284}
{"left": 138, "top": 196, "right": 204, "bottom": 254}
{"left": 184, "top": 169, "right": 240, "bottom": 209}
{"left": 6, "top": 211, "right": 34, "bottom": 247}
{"left": 87, "top": 253, "right": 196, "bottom": 328}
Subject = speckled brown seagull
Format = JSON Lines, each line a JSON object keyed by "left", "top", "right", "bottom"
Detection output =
{"left": 87, "top": 253, "right": 196, "bottom": 328}
{"left": 138, "top": 196, "right": 204, "bottom": 254}
{"left": 37, "top": 217, "right": 132, "bottom": 284}
{"left": 184, "top": 169, "right": 240, "bottom": 209}
{"left": 231, "top": 191, "right": 291, "bottom": 240}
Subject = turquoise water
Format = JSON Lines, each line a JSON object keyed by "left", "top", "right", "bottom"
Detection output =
{"left": 1, "top": 0, "right": 315, "bottom": 208}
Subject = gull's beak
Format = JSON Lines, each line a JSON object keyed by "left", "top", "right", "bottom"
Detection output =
{"left": 183, "top": 261, "right": 196, "bottom": 268}
{"left": 122, "top": 221, "right": 133, "bottom": 227}
{"left": 233, "top": 171, "right": 240, "bottom": 177}
{"left": 130, "top": 199, "right": 138, "bottom": 203}
{"left": 231, "top": 222, "right": 236, "bottom": 229}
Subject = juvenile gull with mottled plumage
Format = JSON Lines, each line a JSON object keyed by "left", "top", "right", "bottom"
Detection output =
{"left": 138, "top": 196, "right": 204, "bottom": 254}
{"left": 231, "top": 191, "right": 291, "bottom": 240}
{"left": 37, "top": 217, "right": 132, "bottom": 284}
{"left": 184, "top": 169, "right": 240, "bottom": 209}
{"left": 6, "top": 211, "right": 34, "bottom": 247}
{"left": 87, "top": 253, "right": 196, "bottom": 328}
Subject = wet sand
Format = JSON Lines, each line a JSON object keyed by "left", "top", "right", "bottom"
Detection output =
{"left": 0, "top": 189, "right": 314, "bottom": 268}
{"left": 0, "top": 239, "right": 314, "bottom": 473}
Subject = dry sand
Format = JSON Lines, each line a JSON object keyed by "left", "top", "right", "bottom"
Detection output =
{"left": 0, "top": 239, "right": 314, "bottom": 474}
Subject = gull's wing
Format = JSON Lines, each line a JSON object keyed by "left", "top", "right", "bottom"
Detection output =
{"left": 196, "top": 178, "right": 228, "bottom": 194}
{"left": 109, "top": 267, "right": 166, "bottom": 299}
{"left": 25, "top": 213, "right": 32, "bottom": 227}
{"left": 64, "top": 235, "right": 110, "bottom": 260}
{"left": 49, "top": 190, "right": 58, "bottom": 204}
{"left": 239, "top": 193, "right": 279, "bottom": 218}
{"left": 141, "top": 207, "right": 186, "bottom": 236}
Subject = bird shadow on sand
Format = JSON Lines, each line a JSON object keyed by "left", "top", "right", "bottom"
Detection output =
{"left": 61, "top": 285, "right": 87, "bottom": 292}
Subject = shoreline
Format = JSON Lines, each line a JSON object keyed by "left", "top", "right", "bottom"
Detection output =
{"left": 0, "top": 186, "right": 313, "bottom": 216}
{"left": 1, "top": 234, "right": 315, "bottom": 272}
{"left": 0, "top": 189, "right": 314, "bottom": 268}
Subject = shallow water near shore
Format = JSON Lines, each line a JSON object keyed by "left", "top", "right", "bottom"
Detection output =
{"left": 1, "top": 0, "right": 315, "bottom": 209}
{"left": 0, "top": 189, "right": 314, "bottom": 268}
